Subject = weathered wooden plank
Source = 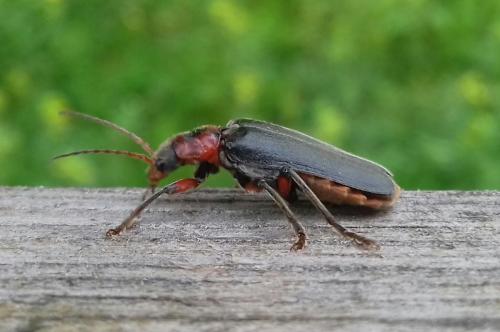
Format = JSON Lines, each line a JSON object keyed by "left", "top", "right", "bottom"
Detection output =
{"left": 0, "top": 187, "right": 499, "bottom": 332}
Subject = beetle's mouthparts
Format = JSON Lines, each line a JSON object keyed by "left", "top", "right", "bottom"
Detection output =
{"left": 148, "top": 164, "right": 167, "bottom": 184}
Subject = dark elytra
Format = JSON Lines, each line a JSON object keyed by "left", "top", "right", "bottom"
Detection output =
{"left": 222, "top": 119, "right": 397, "bottom": 197}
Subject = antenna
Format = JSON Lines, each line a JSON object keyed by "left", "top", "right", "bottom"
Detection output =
{"left": 61, "top": 110, "right": 154, "bottom": 156}
{"left": 53, "top": 149, "right": 153, "bottom": 165}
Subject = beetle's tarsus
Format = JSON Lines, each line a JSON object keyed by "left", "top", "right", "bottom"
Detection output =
{"left": 106, "top": 228, "right": 122, "bottom": 237}
{"left": 106, "top": 221, "right": 140, "bottom": 238}
{"left": 290, "top": 233, "right": 307, "bottom": 251}
{"left": 347, "top": 231, "right": 380, "bottom": 251}
{"left": 106, "top": 215, "right": 142, "bottom": 238}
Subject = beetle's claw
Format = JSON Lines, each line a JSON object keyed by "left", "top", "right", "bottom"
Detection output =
{"left": 106, "top": 228, "right": 122, "bottom": 237}
{"left": 342, "top": 230, "right": 380, "bottom": 251}
{"left": 290, "top": 234, "right": 307, "bottom": 251}
{"left": 352, "top": 234, "right": 380, "bottom": 251}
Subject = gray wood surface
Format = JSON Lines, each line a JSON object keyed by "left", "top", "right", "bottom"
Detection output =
{"left": 0, "top": 187, "right": 499, "bottom": 332}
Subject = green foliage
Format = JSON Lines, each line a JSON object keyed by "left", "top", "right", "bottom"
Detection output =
{"left": 1, "top": 0, "right": 499, "bottom": 189}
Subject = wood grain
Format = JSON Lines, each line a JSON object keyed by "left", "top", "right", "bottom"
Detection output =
{"left": 0, "top": 187, "right": 499, "bottom": 331}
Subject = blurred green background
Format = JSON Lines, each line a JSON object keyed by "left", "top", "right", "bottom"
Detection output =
{"left": 0, "top": 0, "right": 499, "bottom": 189}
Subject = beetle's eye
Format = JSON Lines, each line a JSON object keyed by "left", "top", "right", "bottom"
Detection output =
{"left": 155, "top": 157, "right": 178, "bottom": 173}
{"left": 154, "top": 145, "right": 179, "bottom": 173}
{"left": 155, "top": 160, "right": 167, "bottom": 172}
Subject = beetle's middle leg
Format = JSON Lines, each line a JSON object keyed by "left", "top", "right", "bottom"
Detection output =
{"left": 258, "top": 180, "right": 307, "bottom": 251}
{"left": 286, "top": 169, "right": 380, "bottom": 251}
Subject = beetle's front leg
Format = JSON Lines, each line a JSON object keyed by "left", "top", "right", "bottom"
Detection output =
{"left": 106, "top": 178, "right": 203, "bottom": 237}
{"left": 142, "top": 185, "right": 157, "bottom": 200}
{"left": 140, "top": 162, "right": 216, "bottom": 201}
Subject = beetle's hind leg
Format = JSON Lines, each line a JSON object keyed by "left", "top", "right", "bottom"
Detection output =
{"left": 286, "top": 169, "right": 380, "bottom": 251}
{"left": 258, "top": 180, "right": 307, "bottom": 251}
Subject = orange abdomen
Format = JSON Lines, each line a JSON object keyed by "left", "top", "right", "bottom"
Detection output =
{"left": 299, "top": 173, "right": 400, "bottom": 209}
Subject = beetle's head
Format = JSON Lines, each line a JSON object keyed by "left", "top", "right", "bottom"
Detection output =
{"left": 54, "top": 111, "right": 219, "bottom": 193}
{"left": 148, "top": 141, "right": 179, "bottom": 187}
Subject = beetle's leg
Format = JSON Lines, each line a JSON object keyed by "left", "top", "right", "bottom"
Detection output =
{"left": 106, "top": 178, "right": 202, "bottom": 237}
{"left": 287, "top": 169, "right": 380, "bottom": 251}
{"left": 142, "top": 185, "right": 157, "bottom": 200}
{"left": 234, "top": 172, "right": 262, "bottom": 193}
{"left": 258, "top": 180, "right": 307, "bottom": 251}
{"left": 141, "top": 162, "right": 217, "bottom": 201}
{"left": 195, "top": 162, "right": 219, "bottom": 179}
